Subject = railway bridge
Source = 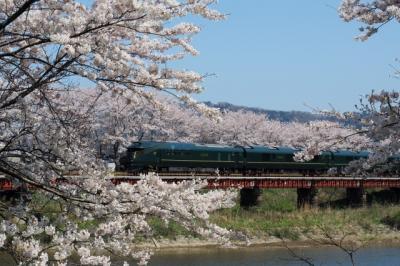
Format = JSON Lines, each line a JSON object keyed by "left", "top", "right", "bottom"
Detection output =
{"left": 2, "top": 174, "right": 400, "bottom": 209}
{"left": 112, "top": 175, "right": 400, "bottom": 209}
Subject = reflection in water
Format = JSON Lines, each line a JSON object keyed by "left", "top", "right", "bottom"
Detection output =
{"left": 1, "top": 245, "right": 399, "bottom": 265}
{"left": 148, "top": 245, "right": 400, "bottom": 266}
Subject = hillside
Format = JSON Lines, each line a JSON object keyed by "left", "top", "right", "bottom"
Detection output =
{"left": 204, "top": 101, "right": 340, "bottom": 123}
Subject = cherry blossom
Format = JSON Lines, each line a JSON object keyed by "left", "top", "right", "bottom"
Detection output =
{"left": 0, "top": 0, "right": 238, "bottom": 265}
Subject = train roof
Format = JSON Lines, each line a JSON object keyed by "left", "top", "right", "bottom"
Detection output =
{"left": 245, "top": 145, "right": 299, "bottom": 154}
{"left": 331, "top": 150, "right": 369, "bottom": 157}
{"left": 128, "top": 141, "right": 242, "bottom": 152}
{"left": 128, "top": 141, "right": 301, "bottom": 154}
{"left": 128, "top": 141, "right": 371, "bottom": 157}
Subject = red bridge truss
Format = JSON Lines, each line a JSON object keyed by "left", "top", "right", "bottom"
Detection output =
{"left": 110, "top": 176, "right": 400, "bottom": 189}
{"left": 2, "top": 175, "right": 400, "bottom": 191}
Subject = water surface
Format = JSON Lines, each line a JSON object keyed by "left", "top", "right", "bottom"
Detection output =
{"left": 1, "top": 244, "right": 399, "bottom": 265}
{"left": 147, "top": 245, "right": 400, "bottom": 266}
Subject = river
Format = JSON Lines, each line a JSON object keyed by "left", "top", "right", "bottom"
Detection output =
{"left": 147, "top": 245, "right": 400, "bottom": 266}
{"left": 0, "top": 244, "right": 399, "bottom": 265}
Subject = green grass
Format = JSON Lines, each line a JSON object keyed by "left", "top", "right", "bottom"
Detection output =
{"left": 209, "top": 189, "right": 400, "bottom": 240}
{"left": 147, "top": 218, "right": 193, "bottom": 239}
{"left": 23, "top": 189, "right": 400, "bottom": 242}
{"left": 382, "top": 211, "right": 400, "bottom": 229}
{"left": 24, "top": 193, "right": 102, "bottom": 231}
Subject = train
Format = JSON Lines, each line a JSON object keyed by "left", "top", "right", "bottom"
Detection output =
{"left": 118, "top": 141, "right": 376, "bottom": 176}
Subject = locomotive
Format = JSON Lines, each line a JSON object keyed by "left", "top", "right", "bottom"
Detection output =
{"left": 118, "top": 141, "right": 371, "bottom": 176}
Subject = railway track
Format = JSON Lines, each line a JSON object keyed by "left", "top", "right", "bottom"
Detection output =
{"left": 2, "top": 173, "right": 400, "bottom": 191}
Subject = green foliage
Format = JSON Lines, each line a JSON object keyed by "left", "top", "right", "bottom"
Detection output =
{"left": 257, "top": 189, "right": 297, "bottom": 212}
{"left": 28, "top": 192, "right": 100, "bottom": 231}
{"left": 382, "top": 211, "right": 400, "bottom": 229}
{"left": 24, "top": 189, "right": 400, "bottom": 242}
{"left": 147, "top": 217, "right": 193, "bottom": 239}
{"left": 210, "top": 189, "right": 400, "bottom": 240}
{"left": 271, "top": 227, "right": 301, "bottom": 240}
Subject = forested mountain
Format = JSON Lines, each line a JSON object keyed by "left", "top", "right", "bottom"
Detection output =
{"left": 203, "top": 101, "right": 339, "bottom": 123}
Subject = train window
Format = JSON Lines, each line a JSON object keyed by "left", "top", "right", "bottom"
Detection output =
{"left": 275, "top": 154, "right": 286, "bottom": 161}
{"left": 336, "top": 156, "right": 347, "bottom": 162}
{"left": 262, "top": 154, "right": 271, "bottom": 161}
{"left": 314, "top": 155, "right": 322, "bottom": 162}
{"left": 133, "top": 150, "right": 144, "bottom": 159}
{"left": 218, "top": 153, "right": 221, "bottom": 161}
{"left": 228, "top": 153, "right": 231, "bottom": 161}
{"left": 272, "top": 154, "right": 289, "bottom": 162}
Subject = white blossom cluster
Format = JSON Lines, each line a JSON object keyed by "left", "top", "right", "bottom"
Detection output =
{"left": 0, "top": 94, "right": 237, "bottom": 264}
{"left": 343, "top": 91, "right": 400, "bottom": 175}
{"left": 324, "top": 1, "right": 400, "bottom": 174}
{"left": 0, "top": 0, "right": 222, "bottom": 125}
{"left": 297, "top": 90, "right": 400, "bottom": 176}
{"left": 339, "top": 0, "right": 400, "bottom": 40}
{"left": 0, "top": 173, "right": 236, "bottom": 265}
{"left": 87, "top": 90, "right": 369, "bottom": 161}
{"left": 0, "top": 0, "right": 240, "bottom": 265}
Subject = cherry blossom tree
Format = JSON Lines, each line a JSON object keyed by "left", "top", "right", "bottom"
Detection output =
{"left": 191, "top": 110, "right": 367, "bottom": 156}
{"left": 339, "top": 0, "right": 400, "bottom": 41}
{"left": 319, "top": 1, "right": 400, "bottom": 174}
{"left": 92, "top": 96, "right": 367, "bottom": 162}
{"left": 91, "top": 91, "right": 198, "bottom": 159}
{"left": 0, "top": 0, "right": 237, "bottom": 265}
{"left": 287, "top": 1, "right": 400, "bottom": 174}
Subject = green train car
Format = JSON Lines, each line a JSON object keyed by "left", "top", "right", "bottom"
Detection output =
{"left": 118, "top": 141, "right": 370, "bottom": 175}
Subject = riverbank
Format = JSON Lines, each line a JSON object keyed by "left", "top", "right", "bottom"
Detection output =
{"left": 149, "top": 189, "right": 400, "bottom": 250}
{"left": 148, "top": 230, "right": 400, "bottom": 250}
{"left": 147, "top": 242, "right": 400, "bottom": 266}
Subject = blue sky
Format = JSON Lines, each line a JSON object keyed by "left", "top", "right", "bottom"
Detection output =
{"left": 79, "top": 0, "right": 400, "bottom": 112}
{"left": 172, "top": 1, "right": 400, "bottom": 112}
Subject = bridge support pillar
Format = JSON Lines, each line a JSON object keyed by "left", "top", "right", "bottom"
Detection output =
{"left": 297, "top": 187, "right": 317, "bottom": 209}
{"left": 346, "top": 187, "right": 366, "bottom": 207}
{"left": 390, "top": 188, "right": 400, "bottom": 203}
{"left": 240, "top": 187, "right": 261, "bottom": 208}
